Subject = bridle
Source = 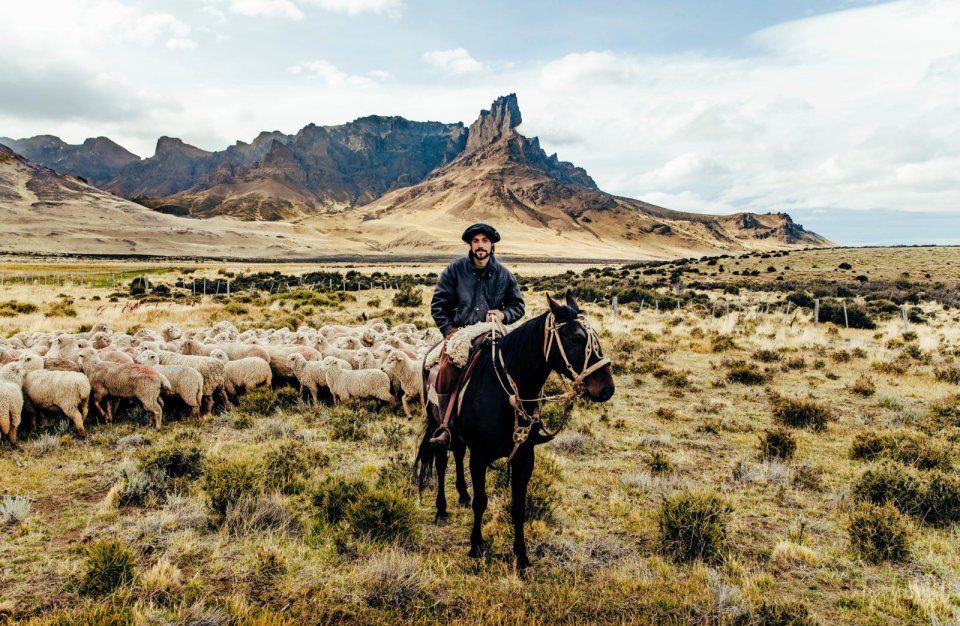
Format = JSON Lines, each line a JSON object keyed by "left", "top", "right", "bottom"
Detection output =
{"left": 487, "top": 310, "right": 611, "bottom": 461}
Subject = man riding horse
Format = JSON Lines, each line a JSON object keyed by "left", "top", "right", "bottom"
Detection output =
{"left": 428, "top": 223, "right": 525, "bottom": 447}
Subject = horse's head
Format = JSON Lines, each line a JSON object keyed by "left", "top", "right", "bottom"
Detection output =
{"left": 545, "top": 293, "right": 615, "bottom": 402}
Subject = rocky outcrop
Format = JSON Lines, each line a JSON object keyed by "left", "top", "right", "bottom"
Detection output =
{"left": 465, "top": 94, "right": 522, "bottom": 152}
{"left": 0, "top": 135, "right": 139, "bottom": 187}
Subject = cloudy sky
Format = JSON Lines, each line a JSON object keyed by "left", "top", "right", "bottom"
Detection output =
{"left": 1, "top": 0, "right": 958, "bottom": 245}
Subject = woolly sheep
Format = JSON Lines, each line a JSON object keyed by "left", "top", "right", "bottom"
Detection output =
{"left": 286, "top": 352, "right": 349, "bottom": 404}
{"left": 0, "top": 362, "right": 26, "bottom": 443}
{"left": 79, "top": 352, "right": 170, "bottom": 430}
{"left": 150, "top": 363, "right": 204, "bottom": 420}
{"left": 43, "top": 356, "right": 82, "bottom": 372}
{"left": 355, "top": 348, "right": 380, "bottom": 370}
{"left": 267, "top": 345, "right": 321, "bottom": 380}
{"left": 210, "top": 349, "right": 272, "bottom": 397}
{"left": 19, "top": 353, "right": 90, "bottom": 438}
{"left": 380, "top": 350, "right": 424, "bottom": 418}
{"left": 319, "top": 357, "right": 393, "bottom": 406}
{"left": 138, "top": 350, "right": 227, "bottom": 414}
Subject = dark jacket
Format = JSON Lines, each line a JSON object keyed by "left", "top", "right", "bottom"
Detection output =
{"left": 431, "top": 255, "right": 525, "bottom": 337}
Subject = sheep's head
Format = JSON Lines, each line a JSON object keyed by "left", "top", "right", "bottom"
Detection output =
{"left": 136, "top": 350, "right": 159, "bottom": 366}
{"left": 210, "top": 349, "right": 229, "bottom": 363}
{"left": 18, "top": 353, "right": 43, "bottom": 372}
{"left": 0, "top": 362, "right": 25, "bottom": 383}
{"left": 288, "top": 353, "right": 307, "bottom": 370}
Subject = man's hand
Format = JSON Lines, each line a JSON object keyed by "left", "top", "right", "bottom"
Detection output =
{"left": 487, "top": 310, "right": 505, "bottom": 323}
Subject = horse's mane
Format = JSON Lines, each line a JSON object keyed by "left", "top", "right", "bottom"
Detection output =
{"left": 497, "top": 311, "right": 549, "bottom": 377}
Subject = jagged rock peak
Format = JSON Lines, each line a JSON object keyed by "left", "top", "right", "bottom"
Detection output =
{"left": 466, "top": 94, "right": 522, "bottom": 152}
{"left": 154, "top": 136, "right": 211, "bottom": 158}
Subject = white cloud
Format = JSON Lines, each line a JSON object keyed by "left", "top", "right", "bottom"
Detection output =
{"left": 227, "top": 0, "right": 304, "bottom": 19}
{"left": 166, "top": 38, "right": 199, "bottom": 50}
{"left": 287, "top": 60, "right": 384, "bottom": 87}
{"left": 422, "top": 48, "right": 485, "bottom": 75}
{"left": 304, "top": 0, "right": 403, "bottom": 15}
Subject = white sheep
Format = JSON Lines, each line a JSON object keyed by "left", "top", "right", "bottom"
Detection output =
{"left": 150, "top": 363, "right": 204, "bottom": 420}
{"left": 319, "top": 357, "right": 393, "bottom": 406}
{"left": 0, "top": 362, "right": 26, "bottom": 443}
{"left": 138, "top": 350, "right": 227, "bottom": 414}
{"left": 210, "top": 349, "right": 272, "bottom": 398}
{"left": 287, "top": 352, "right": 348, "bottom": 404}
{"left": 78, "top": 352, "right": 170, "bottom": 430}
{"left": 19, "top": 353, "right": 91, "bottom": 438}
{"left": 380, "top": 349, "right": 424, "bottom": 418}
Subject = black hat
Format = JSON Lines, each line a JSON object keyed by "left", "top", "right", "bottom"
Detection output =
{"left": 461, "top": 223, "right": 501, "bottom": 243}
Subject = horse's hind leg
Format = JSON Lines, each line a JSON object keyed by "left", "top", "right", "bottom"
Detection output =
{"left": 468, "top": 454, "right": 488, "bottom": 559}
{"left": 510, "top": 448, "right": 535, "bottom": 570}
{"left": 454, "top": 440, "right": 470, "bottom": 506}
{"left": 434, "top": 449, "right": 449, "bottom": 522}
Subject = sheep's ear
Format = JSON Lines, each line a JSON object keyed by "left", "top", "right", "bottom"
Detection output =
{"left": 564, "top": 291, "right": 581, "bottom": 312}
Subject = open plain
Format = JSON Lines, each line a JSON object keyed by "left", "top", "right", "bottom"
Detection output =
{"left": 1, "top": 246, "right": 959, "bottom": 625}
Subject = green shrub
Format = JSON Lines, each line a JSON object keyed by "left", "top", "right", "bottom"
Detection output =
{"left": 138, "top": 439, "right": 204, "bottom": 480}
{"left": 850, "top": 429, "right": 951, "bottom": 471}
{"left": 755, "top": 600, "right": 818, "bottom": 626}
{"left": 348, "top": 488, "right": 419, "bottom": 544}
{"left": 848, "top": 502, "right": 912, "bottom": 562}
{"left": 783, "top": 357, "right": 806, "bottom": 371}
{"left": 851, "top": 462, "right": 923, "bottom": 515}
{"left": 752, "top": 349, "right": 781, "bottom": 363}
{"left": 0, "top": 300, "right": 38, "bottom": 317}
{"left": 313, "top": 476, "right": 369, "bottom": 525}
{"left": 933, "top": 366, "right": 960, "bottom": 385}
{"left": 263, "top": 440, "right": 314, "bottom": 494}
{"left": 758, "top": 429, "right": 797, "bottom": 461}
{"left": 392, "top": 284, "right": 423, "bottom": 308}
{"left": 79, "top": 539, "right": 136, "bottom": 596}
{"left": 770, "top": 394, "right": 831, "bottom": 431}
{"left": 928, "top": 393, "right": 960, "bottom": 426}
{"left": 203, "top": 456, "right": 264, "bottom": 518}
{"left": 658, "top": 490, "right": 731, "bottom": 562}
{"left": 645, "top": 450, "right": 675, "bottom": 475}
{"left": 726, "top": 362, "right": 768, "bottom": 385}
{"left": 328, "top": 405, "right": 371, "bottom": 441}
{"left": 654, "top": 406, "right": 677, "bottom": 420}
{"left": 376, "top": 456, "right": 417, "bottom": 496}
{"left": 849, "top": 375, "right": 876, "bottom": 397}
{"left": 710, "top": 335, "right": 739, "bottom": 353}
{"left": 918, "top": 472, "right": 960, "bottom": 526}
{"left": 237, "top": 386, "right": 301, "bottom": 415}
{"left": 44, "top": 301, "right": 77, "bottom": 318}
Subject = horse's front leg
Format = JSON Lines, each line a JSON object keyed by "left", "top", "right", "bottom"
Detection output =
{"left": 468, "top": 454, "right": 487, "bottom": 559}
{"left": 434, "top": 448, "right": 449, "bottom": 522}
{"left": 511, "top": 447, "right": 535, "bottom": 570}
{"left": 453, "top": 439, "right": 470, "bottom": 506}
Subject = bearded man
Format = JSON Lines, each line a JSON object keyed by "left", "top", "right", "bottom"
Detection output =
{"left": 428, "top": 223, "right": 525, "bottom": 446}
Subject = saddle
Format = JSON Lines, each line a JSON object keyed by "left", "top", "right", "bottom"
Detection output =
{"left": 425, "top": 333, "right": 492, "bottom": 425}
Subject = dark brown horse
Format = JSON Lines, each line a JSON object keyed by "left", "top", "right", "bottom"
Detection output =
{"left": 415, "top": 293, "right": 615, "bottom": 569}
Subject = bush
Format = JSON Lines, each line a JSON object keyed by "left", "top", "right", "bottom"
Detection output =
{"left": 360, "top": 549, "right": 431, "bottom": 609}
{"left": 313, "top": 476, "right": 369, "bottom": 525}
{"left": 726, "top": 362, "right": 768, "bottom": 385}
{"left": 138, "top": 439, "right": 204, "bottom": 480}
{"left": 658, "top": 490, "right": 731, "bottom": 562}
{"left": 851, "top": 462, "right": 923, "bottom": 515}
{"left": 755, "top": 600, "right": 818, "bottom": 626}
{"left": 770, "top": 394, "right": 831, "bottom": 431}
{"left": 328, "top": 405, "right": 371, "bottom": 441}
{"left": 348, "top": 488, "right": 419, "bottom": 544}
{"left": 848, "top": 502, "right": 912, "bottom": 562}
{"left": 934, "top": 366, "right": 960, "bottom": 385}
{"left": 376, "top": 456, "right": 418, "bottom": 497}
{"left": 392, "top": 284, "right": 423, "bottom": 308}
{"left": 752, "top": 349, "right": 781, "bottom": 363}
{"left": 237, "top": 386, "right": 301, "bottom": 415}
{"left": 849, "top": 375, "right": 876, "bottom": 397}
{"left": 79, "top": 539, "right": 136, "bottom": 596}
{"left": 645, "top": 450, "right": 675, "bottom": 475}
{"left": 710, "top": 335, "right": 739, "bottom": 353}
{"left": 263, "top": 440, "right": 315, "bottom": 494}
{"left": 654, "top": 406, "right": 677, "bottom": 421}
{"left": 758, "top": 429, "right": 797, "bottom": 461}
{"left": 203, "top": 456, "right": 264, "bottom": 518}
{"left": 850, "top": 429, "right": 951, "bottom": 471}
{"left": 918, "top": 472, "right": 960, "bottom": 526}
{"left": 0, "top": 300, "right": 38, "bottom": 317}
{"left": 44, "top": 301, "right": 77, "bottom": 318}
{"left": 224, "top": 492, "right": 298, "bottom": 536}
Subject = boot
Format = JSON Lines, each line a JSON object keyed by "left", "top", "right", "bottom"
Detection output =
{"left": 429, "top": 393, "right": 453, "bottom": 447}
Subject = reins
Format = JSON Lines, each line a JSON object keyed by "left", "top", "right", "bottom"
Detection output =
{"left": 489, "top": 311, "right": 611, "bottom": 462}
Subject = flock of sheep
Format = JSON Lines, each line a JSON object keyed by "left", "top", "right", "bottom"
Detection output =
{"left": 0, "top": 319, "right": 441, "bottom": 443}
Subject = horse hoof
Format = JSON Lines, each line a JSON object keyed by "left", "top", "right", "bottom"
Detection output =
{"left": 458, "top": 496, "right": 472, "bottom": 507}
{"left": 467, "top": 546, "right": 483, "bottom": 559}
{"left": 435, "top": 513, "right": 449, "bottom": 525}
{"left": 516, "top": 558, "right": 532, "bottom": 572}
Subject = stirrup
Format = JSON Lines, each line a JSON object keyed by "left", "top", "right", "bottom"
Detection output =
{"left": 429, "top": 427, "right": 451, "bottom": 447}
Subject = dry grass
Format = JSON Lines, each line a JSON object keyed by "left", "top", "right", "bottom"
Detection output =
{"left": 2, "top": 247, "right": 960, "bottom": 624}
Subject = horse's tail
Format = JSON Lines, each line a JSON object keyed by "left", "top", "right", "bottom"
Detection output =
{"left": 412, "top": 419, "right": 435, "bottom": 493}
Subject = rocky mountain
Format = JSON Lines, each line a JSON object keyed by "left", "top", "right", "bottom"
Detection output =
{"left": 342, "top": 95, "right": 831, "bottom": 257}
{"left": 0, "top": 135, "right": 139, "bottom": 187}
{"left": 0, "top": 144, "right": 354, "bottom": 258}
{"left": 2, "top": 94, "right": 831, "bottom": 258}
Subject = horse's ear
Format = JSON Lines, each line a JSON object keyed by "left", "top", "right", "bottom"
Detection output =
{"left": 565, "top": 291, "right": 580, "bottom": 312}
{"left": 546, "top": 294, "right": 564, "bottom": 317}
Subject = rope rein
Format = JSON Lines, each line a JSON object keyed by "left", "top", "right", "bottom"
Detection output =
{"left": 489, "top": 311, "right": 611, "bottom": 462}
